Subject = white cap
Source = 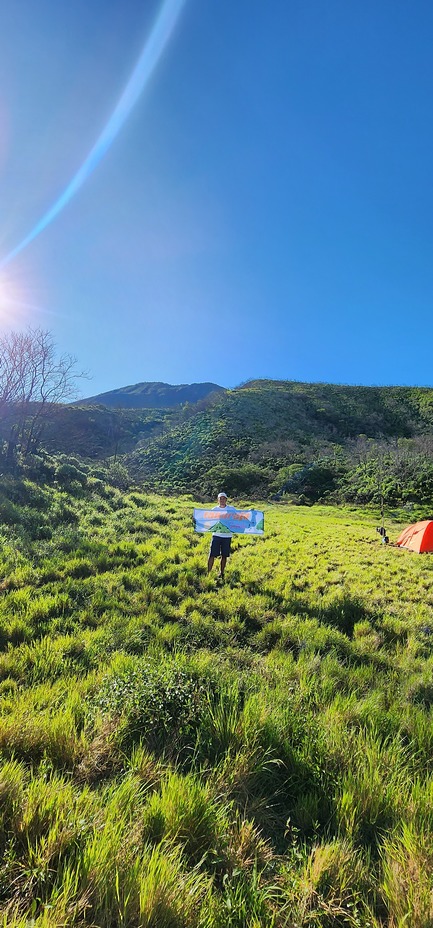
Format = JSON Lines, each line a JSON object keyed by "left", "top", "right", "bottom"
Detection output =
{"left": 217, "top": 492, "right": 228, "bottom": 499}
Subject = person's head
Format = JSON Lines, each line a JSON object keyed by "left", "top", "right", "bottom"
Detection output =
{"left": 217, "top": 492, "right": 227, "bottom": 506}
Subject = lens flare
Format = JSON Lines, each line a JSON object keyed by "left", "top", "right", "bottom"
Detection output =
{"left": 0, "top": 266, "right": 59, "bottom": 327}
{"left": 0, "top": 272, "right": 30, "bottom": 326}
{"left": 0, "top": 0, "right": 187, "bottom": 270}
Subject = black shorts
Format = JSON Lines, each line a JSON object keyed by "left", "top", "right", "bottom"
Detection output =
{"left": 209, "top": 536, "right": 232, "bottom": 558}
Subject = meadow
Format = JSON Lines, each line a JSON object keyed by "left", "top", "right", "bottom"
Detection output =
{"left": 1, "top": 467, "right": 433, "bottom": 926}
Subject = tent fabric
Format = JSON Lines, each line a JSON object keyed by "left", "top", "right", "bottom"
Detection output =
{"left": 396, "top": 520, "right": 433, "bottom": 553}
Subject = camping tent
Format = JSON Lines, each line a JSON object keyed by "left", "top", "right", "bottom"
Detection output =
{"left": 396, "top": 520, "right": 433, "bottom": 553}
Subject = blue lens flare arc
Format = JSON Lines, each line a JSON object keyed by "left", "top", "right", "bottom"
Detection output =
{"left": 0, "top": 0, "right": 187, "bottom": 270}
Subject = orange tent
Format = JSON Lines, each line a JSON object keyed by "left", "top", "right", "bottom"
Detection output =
{"left": 396, "top": 520, "right": 433, "bottom": 553}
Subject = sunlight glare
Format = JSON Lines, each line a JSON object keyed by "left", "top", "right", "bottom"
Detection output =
{"left": 0, "top": 272, "right": 32, "bottom": 328}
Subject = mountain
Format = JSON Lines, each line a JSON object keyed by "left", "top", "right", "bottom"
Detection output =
{"left": 5, "top": 377, "right": 433, "bottom": 505}
{"left": 76, "top": 381, "right": 225, "bottom": 409}
{"left": 128, "top": 379, "right": 433, "bottom": 503}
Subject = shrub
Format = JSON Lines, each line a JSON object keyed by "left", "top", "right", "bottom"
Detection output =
{"left": 129, "top": 492, "right": 149, "bottom": 508}
{"left": 0, "top": 497, "right": 21, "bottom": 525}
{"left": 90, "top": 662, "right": 206, "bottom": 754}
{"left": 202, "top": 463, "right": 271, "bottom": 498}
{"left": 55, "top": 462, "right": 87, "bottom": 487}
{"left": 105, "top": 462, "right": 130, "bottom": 490}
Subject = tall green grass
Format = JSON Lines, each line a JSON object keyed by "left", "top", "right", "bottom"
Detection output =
{"left": 1, "top": 474, "right": 433, "bottom": 924}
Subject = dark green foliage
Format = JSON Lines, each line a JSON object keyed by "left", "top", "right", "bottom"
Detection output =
{"left": 128, "top": 380, "right": 433, "bottom": 505}
{"left": 91, "top": 663, "right": 206, "bottom": 753}
{"left": 55, "top": 461, "right": 87, "bottom": 486}
{"left": 279, "top": 460, "right": 342, "bottom": 503}
{"left": 203, "top": 463, "right": 271, "bottom": 497}
{"left": 343, "top": 452, "right": 433, "bottom": 506}
{"left": 4, "top": 379, "right": 433, "bottom": 506}
{"left": 0, "top": 404, "right": 178, "bottom": 461}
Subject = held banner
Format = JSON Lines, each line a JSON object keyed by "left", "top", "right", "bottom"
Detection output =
{"left": 193, "top": 508, "right": 264, "bottom": 535}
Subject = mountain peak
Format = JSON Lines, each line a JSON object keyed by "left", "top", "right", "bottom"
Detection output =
{"left": 75, "top": 381, "right": 225, "bottom": 409}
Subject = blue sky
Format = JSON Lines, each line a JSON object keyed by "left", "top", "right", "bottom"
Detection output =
{"left": 0, "top": 0, "right": 432, "bottom": 396}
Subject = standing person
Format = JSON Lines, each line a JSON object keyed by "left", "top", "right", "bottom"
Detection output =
{"left": 207, "top": 492, "right": 236, "bottom": 580}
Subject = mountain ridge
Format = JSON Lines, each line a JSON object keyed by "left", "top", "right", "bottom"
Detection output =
{"left": 75, "top": 380, "right": 225, "bottom": 409}
{"left": 4, "top": 377, "right": 433, "bottom": 505}
{"left": 128, "top": 379, "right": 433, "bottom": 501}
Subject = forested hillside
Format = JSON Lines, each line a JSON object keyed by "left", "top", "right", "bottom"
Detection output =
{"left": 2, "top": 336, "right": 433, "bottom": 508}
{"left": 129, "top": 380, "right": 433, "bottom": 505}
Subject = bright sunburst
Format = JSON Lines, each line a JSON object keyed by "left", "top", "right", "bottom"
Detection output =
{"left": 0, "top": 271, "right": 32, "bottom": 327}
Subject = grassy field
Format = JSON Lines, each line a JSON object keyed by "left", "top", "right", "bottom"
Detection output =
{"left": 1, "top": 477, "right": 433, "bottom": 926}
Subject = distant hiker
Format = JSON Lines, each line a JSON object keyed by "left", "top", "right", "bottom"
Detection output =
{"left": 376, "top": 526, "right": 389, "bottom": 544}
{"left": 207, "top": 492, "right": 236, "bottom": 580}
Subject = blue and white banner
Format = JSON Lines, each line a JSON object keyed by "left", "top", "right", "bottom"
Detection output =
{"left": 193, "top": 508, "right": 265, "bottom": 535}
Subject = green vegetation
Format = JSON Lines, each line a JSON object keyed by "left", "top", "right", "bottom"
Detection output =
{"left": 34, "top": 405, "right": 178, "bottom": 460}
{"left": 129, "top": 380, "right": 433, "bottom": 505}
{"left": 4, "top": 368, "right": 433, "bottom": 506}
{"left": 1, "top": 461, "right": 433, "bottom": 925}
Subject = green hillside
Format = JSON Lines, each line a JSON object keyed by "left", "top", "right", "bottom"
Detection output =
{"left": 130, "top": 380, "right": 433, "bottom": 503}
{"left": 1, "top": 464, "right": 433, "bottom": 925}
{"left": 3, "top": 377, "right": 433, "bottom": 506}
{"left": 39, "top": 404, "right": 176, "bottom": 458}
{"left": 0, "top": 403, "right": 179, "bottom": 460}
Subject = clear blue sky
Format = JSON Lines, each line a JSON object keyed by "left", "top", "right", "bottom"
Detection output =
{"left": 0, "top": 0, "right": 432, "bottom": 396}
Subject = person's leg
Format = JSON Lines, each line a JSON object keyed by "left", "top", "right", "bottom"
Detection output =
{"left": 218, "top": 538, "right": 231, "bottom": 578}
{"left": 208, "top": 536, "right": 220, "bottom": 573}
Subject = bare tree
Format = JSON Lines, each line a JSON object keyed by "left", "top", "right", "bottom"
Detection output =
{"left": 0, "top": 328, "right": 84, "bottom": 461}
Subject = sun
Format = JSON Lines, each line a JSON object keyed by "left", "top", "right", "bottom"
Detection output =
{"left": 0, "top": 271, "right": 31, "bottom": 326}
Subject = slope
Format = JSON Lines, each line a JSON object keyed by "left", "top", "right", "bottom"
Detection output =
{"left": 129, "top": 379, "right": 433, "bottom": 498}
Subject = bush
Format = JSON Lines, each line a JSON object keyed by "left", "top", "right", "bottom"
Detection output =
{"left": 202, "top": 464, "right": 271, "bottom": 498}
{"left": 282, "top": 462, "right": 341, "bottom": 503}
{"left": 22, "top": 454, "right": 57, "bottom": 482}
{"left": 0, "top": 497, "right": 21, "bottom": 525}
{"left": 105, "top": 462, "right": 130, "bottom": 490}
{"left": 91, "top": 663, "right": 206, "bottom": 753}
{"left": 55, "top": 462, "right": 87, "bottom": 487}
